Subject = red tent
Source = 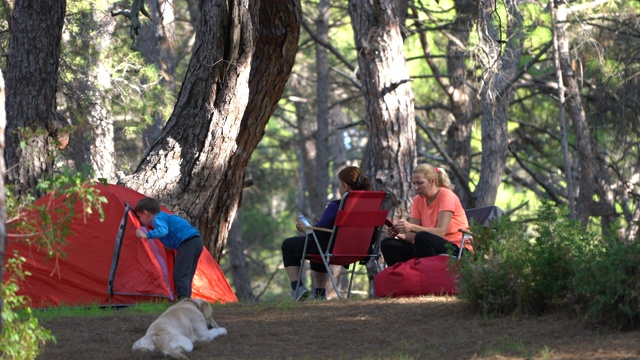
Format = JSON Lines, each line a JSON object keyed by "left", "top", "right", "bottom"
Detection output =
{"left": 3, "top": 183, "right": 238, "bottom": 308}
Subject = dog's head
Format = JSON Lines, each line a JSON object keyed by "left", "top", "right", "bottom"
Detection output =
{"left": 191, "top": 299, "right": 221, "bottom": 329}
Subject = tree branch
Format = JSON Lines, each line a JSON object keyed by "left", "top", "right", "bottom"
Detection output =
{"left": 111, "top": 0, "right": 151, "bottom": 48}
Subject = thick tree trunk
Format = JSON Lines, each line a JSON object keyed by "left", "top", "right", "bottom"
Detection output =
{"left": 349, "top": 0, "right": 415, "bottom": 294}
{"left": 5, "top": 0, "right": 67, "bottom": 198}
{"left": 474, "top": 0, "right": 523, "bottom": 208}
{"left": 348, "top": 0, "right": 416, "bottom": 217}
{"left": 0, "top": 70, "right": 7, "bottom": 334}
{"left": 123, "top": 0, "right": 300, "bottom": 260}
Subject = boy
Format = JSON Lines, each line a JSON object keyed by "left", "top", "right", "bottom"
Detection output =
{"left": 134, "top": 197, "right": 203, "bottom": 300}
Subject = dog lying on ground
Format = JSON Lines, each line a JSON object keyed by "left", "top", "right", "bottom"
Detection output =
{"left": 132, "top": 298, "right": 227, "bottom": 360}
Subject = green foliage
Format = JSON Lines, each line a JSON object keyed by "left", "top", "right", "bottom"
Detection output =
{"left": 8, "top": 167, "right": 107, "bottom": 258}
{"left": 458, "top": 202, "right": 640, "bottom": 328}
{"left": 3, "top": 170, "right": 108, "bottom": 358}
{"left": 1, "top": 256, "right": 56, "bottom": 360}
{"left": 569, "top": 233, "right": 640, "bottom": 329}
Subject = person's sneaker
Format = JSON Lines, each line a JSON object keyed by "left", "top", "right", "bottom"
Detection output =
{"left": 290, "top": 286, "right": 310, "bottom": 301}
{"left": 312, "top": 294, "right": 327, "bottom": 301}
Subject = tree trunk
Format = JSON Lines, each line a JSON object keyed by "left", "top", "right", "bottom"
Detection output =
{"left": 473, "top": 0, "right": 523, "bottom": 208}
{"left": 68, "top": 7, "right": 117, "bottom": 183}
{"left": 314, "top": 0, "right": 330, "bottom": 216}
{"left": 348, "top": 0, "right": 416, "bottom": 218}
{"left": 5, "top": 0, "right": 67, "bottom": 199}
{"left": 555, "top": 1, "right": 594, "bottom": 225}
{"left": 123, "top": 0, "right": 301, "bottom": 260}
{"left": 294, "top": 94, "right": 318, "bottom": 216}
{"left": 227, "top": 215, "right": 255, "bottom": 301}
{"left": 444, "top": 0, "right": 478, "bottom": 206}
{"left": 0, "top": 70, "right": 7, "bottom": 334}
{"left": 409, "top": 0, "right": 478, "bottom": 206}
{"left": 349, "top": 0, "right": 415, "bottom": 294}
{"left": 138, "top": 0, "right": 178, "bottom": 151}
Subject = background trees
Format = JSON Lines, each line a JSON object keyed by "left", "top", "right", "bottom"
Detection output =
{"left": 1, "top": 0, "right": 638, "bottom": 300}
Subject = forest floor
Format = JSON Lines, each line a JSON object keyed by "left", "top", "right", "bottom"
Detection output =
{"left": 38, "top": 296, "right": 640, "bottom": 360}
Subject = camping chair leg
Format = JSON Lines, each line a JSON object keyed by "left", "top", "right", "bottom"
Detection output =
{"left": 346, "top": 264, "right": 357, "bottom": 298}
{"left": 326, "top": 266, "right": 342, "bottom": 299}
{"left": 310, "top": 232, "right": 343, "bottom": 299}
{"left": 296, "top": 234, "right": 312, "bottom": 296}
{"left": 314, "top": 235, "right": 343, "bottom": 299}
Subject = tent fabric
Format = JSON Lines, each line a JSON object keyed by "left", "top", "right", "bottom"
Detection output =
{"left": 4, "top": 183, "right": 237, "bottom": 308}
{"left": 374, "top": 255, "right": 458, "bottom": 298}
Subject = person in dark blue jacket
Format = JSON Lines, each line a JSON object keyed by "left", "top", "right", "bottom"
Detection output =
{"left": 134, "top": 197, "right": 203, "bottom": 300}
{"left": 281, "top": 166, "right": 371, "bottom": 301}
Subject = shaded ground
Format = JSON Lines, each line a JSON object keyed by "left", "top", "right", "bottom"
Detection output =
{"left": 39, "top": 297, "right": 640, "bottom": 360}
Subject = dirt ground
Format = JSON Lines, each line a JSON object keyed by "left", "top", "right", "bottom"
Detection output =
{"left": 38, "top": 296, "right": 640, "bottom": 360}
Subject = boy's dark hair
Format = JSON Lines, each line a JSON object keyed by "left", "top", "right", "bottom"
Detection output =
{"left": 135, "top": 197, "right": 161, "bottom": 214}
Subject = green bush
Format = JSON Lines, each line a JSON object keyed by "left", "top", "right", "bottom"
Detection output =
{"left": 1, "top": 255, "right": 56, "bottom": 360}
{"left": 2, "top": 168, "right": 107, "bottom": 358}
{"left": 458, "top": 202, "right": 640, "bottom": 328}
{"left": 570, "top": 235, "right": 640, "bottom": 329}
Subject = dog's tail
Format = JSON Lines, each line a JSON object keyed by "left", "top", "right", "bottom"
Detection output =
{"left": 158, "top": 346, "right": 189, "bottom": 360}
{"left": 153, "top": 331, "right": 191, "bottom": 360}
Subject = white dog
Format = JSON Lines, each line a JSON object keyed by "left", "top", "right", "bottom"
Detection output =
{"left": 132, "top": 298, "right": 227, "bottom": 360}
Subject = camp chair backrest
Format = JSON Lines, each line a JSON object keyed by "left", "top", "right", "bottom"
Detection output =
{"left": 329, "top": 191, "right": 389, "bottom": 264}
{"left": 465, "top": 206, "right": 505, "bottom": 228}
{"left": 301, "top": 190, "right": 390, "bottom": 299}
{"left": 458, "top": 205, "right": 505, "bottom": 258}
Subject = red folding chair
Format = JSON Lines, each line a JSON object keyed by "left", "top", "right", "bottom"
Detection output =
{"left": 297, "top": 190, "right": 390, "bottom": 299}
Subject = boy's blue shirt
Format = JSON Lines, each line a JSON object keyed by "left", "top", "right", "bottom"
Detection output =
{"left": 146, "top": 212, "right": 200, "bottom": 249}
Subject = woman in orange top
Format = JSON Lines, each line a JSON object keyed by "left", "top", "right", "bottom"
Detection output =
{"left": 381, "top": 164, "right": 469, "bottom": 266}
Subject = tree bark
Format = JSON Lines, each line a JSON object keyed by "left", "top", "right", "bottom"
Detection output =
{"left": 444, "top": 0, "right": 478, "bottom": 206}
{"left": 0, "top": 70, "right": 7, "bottom": 334}
{"left": 67, "top": 7, "right": 117, "bottom": 183}
{"left": 555, "top": 1, "right": 594, "bottom": 225}
{"left": 138, "top": 0, "right": 178, "bottom": 151}
{"left": 5, "top": 0, "right": 67, "bottom": 199}
{"left": 227, "top": 215, "right": 255, "bottom": 301}
{"left": 349, "top": 0, "right": 415, "bottom": 293}
{"left": 294, "top": 93, "right": 318, "bottom": 216}
{"left": 473, "top": 0, "right": 523, "bottom": 208}
{"left": 348, "top": 0, "right": 416, "bottom": 217}
{"left": 123, "top": 0, "right": 301, "bottom": 260}
{"left": 314, "top": 0, "right": 330, "bottom": 216}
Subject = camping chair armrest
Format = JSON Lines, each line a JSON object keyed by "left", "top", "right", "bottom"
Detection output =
{"left": 459, "top": 228, "right": 473, "bottom": 236}
{"left": 301, "top": 225, "right": 334, "bottom": 233}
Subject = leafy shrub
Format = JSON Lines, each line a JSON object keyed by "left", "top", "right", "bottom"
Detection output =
{"left": 2, "top": 168, "right": 107, "bottom": 358}
{"left": 1, "top": 255, "right": 56, "bottom": 360}
{"left": 569, "top": 234, "right": 640, "bottom": 329}
{"left": 458, "top": 201, "right": 640, "bottom": 327}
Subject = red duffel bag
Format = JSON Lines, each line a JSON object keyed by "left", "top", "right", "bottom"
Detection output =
{"left": 374, "top": 255, "right": 459, "bottom": 298}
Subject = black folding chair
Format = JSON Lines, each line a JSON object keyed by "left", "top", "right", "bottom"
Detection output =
{"left": 458, "top": 205, "right": 505, "bottom": 259}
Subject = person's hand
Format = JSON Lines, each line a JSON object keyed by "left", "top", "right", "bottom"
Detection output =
{"left": 295, "top": 218, "right": 307, "bottom": 233}
{"left": 136, "top": 229, "right": 148, "bottom": 239}
{"left": 394, "top": 219, "right": 412, "bottom": 234}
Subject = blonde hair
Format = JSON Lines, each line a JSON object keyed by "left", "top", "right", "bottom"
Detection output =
{"left": 413, "top": 164, "right": 454, "bottom": 190}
